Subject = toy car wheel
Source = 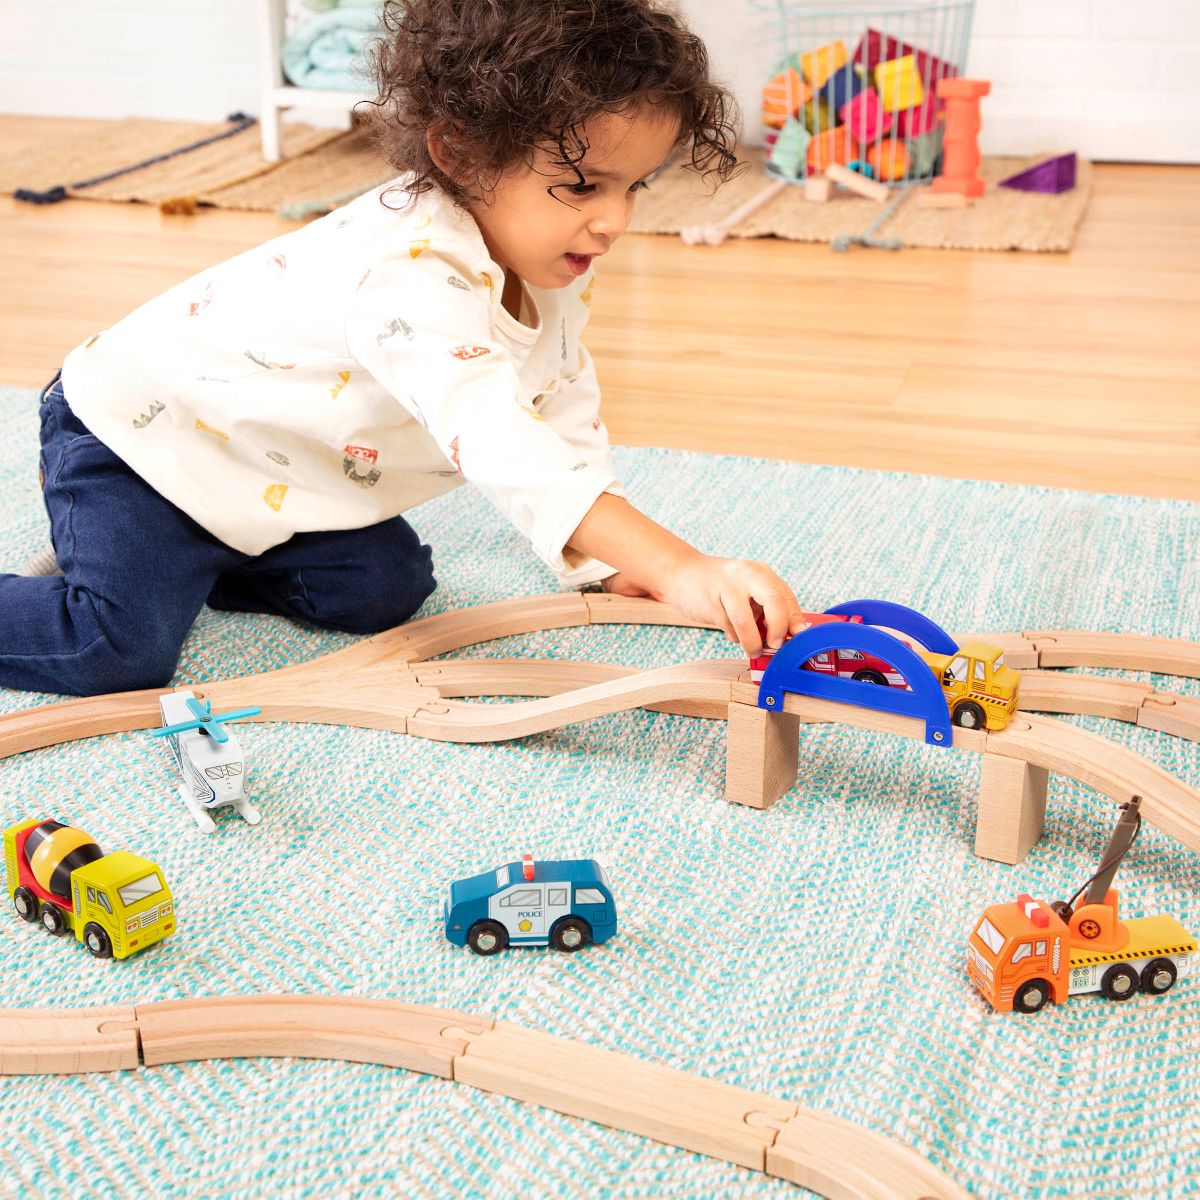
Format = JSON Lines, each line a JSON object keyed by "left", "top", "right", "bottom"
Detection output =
{"left": 1100, "top": 963, "right": 1139, "bottom": 1001}
{"left": 550, "top": 916, "right": 592, "bottom": 953}
{"left": 83, "top": 923, "right": 113, "bottom": 960}
{"left": 39, "top": 904, "right": 67, "bottom": 936}
{"left": 466, "top": 920, "right": 508, "bottom": 956}
{"left": 1012, "top": 978, "right": 1051, "bottom": 1013}
{"left": 952, "top": 701, "right": 986, "bottom": 730}
{"left": 1141, "top": 957, "right": 1177, "bottom": 996}
{"left": 12, "top": 886, "right": 39, "bottom": 922}
{"left": 852, "top": 670, "right": 888, "bottom": 686}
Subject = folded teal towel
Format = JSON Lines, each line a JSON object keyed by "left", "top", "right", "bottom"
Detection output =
{"left": 281, "top": 7, "right": 382, "bottom": 91}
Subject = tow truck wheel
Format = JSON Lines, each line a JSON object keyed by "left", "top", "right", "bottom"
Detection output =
{"left": 550, "top": 917, "right": 592, "bottom": 953}
{"left": 39, "top": 904, "right": 67, "bottom": 936}
{"left": 12, "top": 886, "right": 38, "bottom": 922}
{"left": 852, "top": 670, "right": 888, "bottom": 686}
{"left": 466, "top": 920, "right": 508, "bottom": 956}
{"left": 952, "top": 701, "right": 986, "bottom": 730}
{"left": 1013, "top": 979, "right": 1051, "bottom": 1013}
{"left": 83, "top": 923, "right": 113, "bottom": 960}
{"left": 1141, "top": 958, "right": 1177, "bottom": 996}
{"left": 1100, "top": 963, "right": 1139, "bottom": 1001}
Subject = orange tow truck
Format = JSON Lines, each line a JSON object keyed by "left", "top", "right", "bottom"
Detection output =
{"left": 968, "top": 796, "right": 1195, "bottom": 1013}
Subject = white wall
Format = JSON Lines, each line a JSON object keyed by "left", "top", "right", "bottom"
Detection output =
{"left": 1, "top": 0, "right": 1197, "bottom": 163}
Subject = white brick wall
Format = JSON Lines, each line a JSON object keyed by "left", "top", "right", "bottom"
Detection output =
{"left": 0, "top": 0, "right": 1197, "bottom": 162}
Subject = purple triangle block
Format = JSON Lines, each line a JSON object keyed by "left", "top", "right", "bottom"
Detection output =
{"left": 999, "top": 153, "right": 1076, "bottom": 193}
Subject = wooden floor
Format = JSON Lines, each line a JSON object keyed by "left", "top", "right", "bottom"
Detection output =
{"left": 2, "top": 116, "right": 1198, "bottom": 499}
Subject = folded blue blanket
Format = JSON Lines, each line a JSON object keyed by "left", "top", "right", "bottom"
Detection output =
{"left": 281, "top": 7, "right": 382, "bottom": 91}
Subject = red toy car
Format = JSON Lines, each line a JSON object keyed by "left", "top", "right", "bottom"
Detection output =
{"left": 749, "top": 612, "right": 911, "bottom": 687}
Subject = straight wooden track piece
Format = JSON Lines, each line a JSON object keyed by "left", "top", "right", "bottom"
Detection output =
{"left": 1017, "top": 671, "right": 1154, "bottom": 722}
{"left": 137, "top": 995, "right": 491, "bottom": 1077}
{"left": 1025, "top": 631, "right": 1200, "bottom": 677}
{"left": 583, "top": 592, "right": 710, "bottom": 628}
{"left": 1139, "top": 693, "right": 1200, "bottom": 741}
{"left": 0, "top": 1004, "right": 139, "bottom": 1075}
{"left": 0, "top": 996, "right": 971, "bottom": 1200}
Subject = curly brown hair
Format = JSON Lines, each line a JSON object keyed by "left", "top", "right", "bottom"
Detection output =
{"left": 364, "top": 0, "right": 742, "bottom": 206}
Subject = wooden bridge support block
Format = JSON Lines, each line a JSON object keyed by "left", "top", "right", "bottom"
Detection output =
{"left": 974, "top": 753, "right": 1048, "bottom": 864}
{"left": 725, "top": 701, "right": 800, "bottom": 810}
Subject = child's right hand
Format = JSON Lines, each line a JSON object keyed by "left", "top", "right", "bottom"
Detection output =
{"left": 661, "top": 554, "right": 805, "bottom": 658}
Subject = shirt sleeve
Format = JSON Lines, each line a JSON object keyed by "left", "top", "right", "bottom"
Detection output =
{"left": 346, "top": 240, "right": 620, "bottom": 581}
{"left": 535, "top": 340, "right": 624, "bottom": 587}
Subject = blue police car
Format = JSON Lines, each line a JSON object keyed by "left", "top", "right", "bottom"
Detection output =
{"left": 444, "top": 855, "right": 617, "bottom": 956}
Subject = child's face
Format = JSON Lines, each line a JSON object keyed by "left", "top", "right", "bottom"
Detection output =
{"left": 468, "top": 105, "right": 680, "bottom": 293}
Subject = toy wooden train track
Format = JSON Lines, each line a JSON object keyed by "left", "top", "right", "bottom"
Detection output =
{"left": 0, "top": 593, "right": 1197, "bottom": 864}
{"left": 0, "top": 994, "right": 968, "bottom": 1200}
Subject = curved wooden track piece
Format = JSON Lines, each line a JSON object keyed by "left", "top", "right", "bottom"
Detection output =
{"left": 0, "top": 996, "right": 969, "bottom": 1200}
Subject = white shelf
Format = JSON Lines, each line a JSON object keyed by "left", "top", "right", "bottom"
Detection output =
{"left": 255, "top": 0, "right": 369, "bottom": 161}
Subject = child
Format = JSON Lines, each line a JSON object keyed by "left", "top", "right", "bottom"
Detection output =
{"left": 0, "top": 0, "right": 807, "bottom": 698}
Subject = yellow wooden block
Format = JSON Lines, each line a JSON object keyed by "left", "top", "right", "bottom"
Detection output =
{"left": 802, "top": 98, "right": 836, "bottom": 134}
{"left": 799, "top": 40, "right": 847, "bottom": 90}
{"left": 874, "top": 54, "right": 925, "bottom": 112}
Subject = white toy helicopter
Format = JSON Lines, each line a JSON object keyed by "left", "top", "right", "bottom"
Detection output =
{"left": 151, "top": 692, "right": 263, "bottom": 833}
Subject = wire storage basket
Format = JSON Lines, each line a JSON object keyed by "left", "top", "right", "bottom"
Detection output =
{"left": 751, "top": 1, "right": 977, "bottom": 188}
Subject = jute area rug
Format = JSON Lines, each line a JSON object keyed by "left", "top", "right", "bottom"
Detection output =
{"left": 1, "top": 383, "right": 1198, "bottom": 1198}
{"left": 3, "top": 117, "right": 1091, "bottom": 250}
{"left": 0, "top": 116, "right": 391, "bottom": 217}
{"left": 634, "top": 147, "right": 1094, "bottom": 253}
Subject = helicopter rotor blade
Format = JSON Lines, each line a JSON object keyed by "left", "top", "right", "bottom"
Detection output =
{"left": 207, "top": 706, "right": 263, "bottom": 726}
{"left": 150, "top": 717, "right": 209, "bottom": 739}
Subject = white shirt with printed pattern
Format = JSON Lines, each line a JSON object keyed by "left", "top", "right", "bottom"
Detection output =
{"left": 60, "top": 178, "right": 621, "bottom": 587}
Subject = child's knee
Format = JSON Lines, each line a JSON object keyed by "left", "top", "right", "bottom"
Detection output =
{"left": 74, "top": 633, "right": 181, "bottom": 695}
{"left": 327, "top": 551, "right": 436, "bottom": 634}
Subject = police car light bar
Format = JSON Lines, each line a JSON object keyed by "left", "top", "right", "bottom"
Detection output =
{"left": 522, "top": 853, "right": 535, "bottom": 881}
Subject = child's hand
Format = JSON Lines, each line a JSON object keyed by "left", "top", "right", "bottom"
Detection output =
{"left": 663, "top": 555, "right": 805, "bottom": 657}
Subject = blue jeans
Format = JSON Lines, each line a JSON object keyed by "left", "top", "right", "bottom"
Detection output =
{"left": 0, "top": 374, "right": 436, "bottom": 696}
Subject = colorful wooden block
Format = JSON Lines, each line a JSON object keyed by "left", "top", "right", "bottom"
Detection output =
{"left": 874, "top": 55, "right": 925, "bottom": 112}
{"left": 804, "top": 175, "right": 832, "bottom": 203}
{"left": 826, "top": 161, "right": 890, "bottom": 203}
{"left": 865, "top": 137, "right": 910, "bottom": 182}
{"left": 806, "top": 125, "right": 857, "bottom": 174}
{"left": 817, "top": 63, "right": 864, "bottom": 113}
{"left": 907, "top": 127, "right": 944, "bottom": 178}
{"left": 853, "top": 28, "right": 957, "bottom": 89}
{"left": 895, "top": 93, "right": 939, "bottom": 139}
{"left": 802, "top": 98, "right": 836, "bottom": 135}
{"left": 998, "top": 153, "right": 1077, "bottom": 193}
{"left": 839, "top": 87, "right": 893, "bottom": 142}
{"left": 767, "top": 117, "right": 811, "bottom": 180}
{"left": 762, "top": 66, "right": 813, "bottom": 129}
{"left": 800, "top": 40, "right": 848, "bottom": 90}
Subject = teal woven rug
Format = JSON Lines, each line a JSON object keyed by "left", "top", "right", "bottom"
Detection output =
{"left": 1, "top": 383, "right": 1198, "bottom": 1198}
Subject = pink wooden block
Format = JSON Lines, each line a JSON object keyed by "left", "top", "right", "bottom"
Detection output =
{"left": 895, "top": 93, "right": 939, "bottom": 138}
{"left": 839, "top": 87, "right": 893, "bottom": 142}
